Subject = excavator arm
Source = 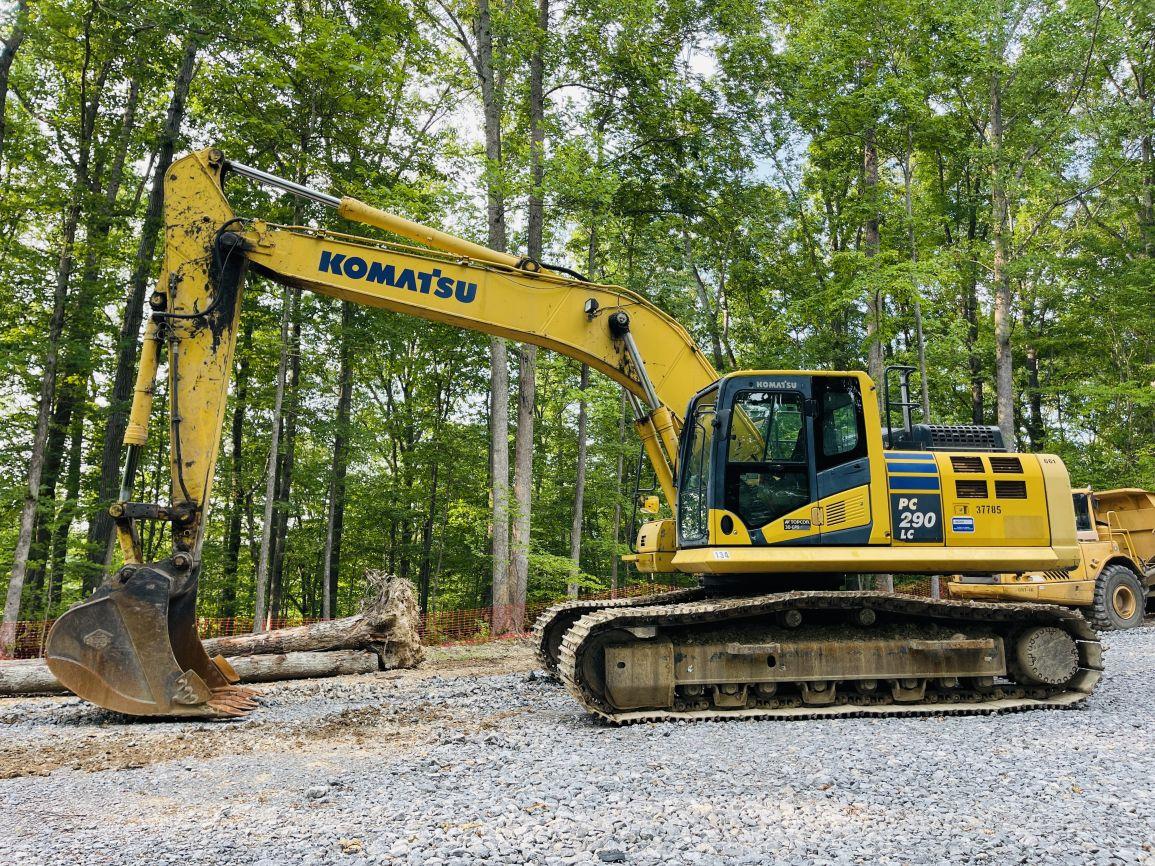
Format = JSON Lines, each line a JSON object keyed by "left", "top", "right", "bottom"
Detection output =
{"left": 44, "top": 148, "right": 717, "bottom": 718}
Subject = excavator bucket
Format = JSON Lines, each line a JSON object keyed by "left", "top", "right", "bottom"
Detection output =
{"left": 45, "top": 560, "right": 258, "bottom": 718}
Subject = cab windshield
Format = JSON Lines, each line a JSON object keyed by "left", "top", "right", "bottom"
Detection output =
{"left": 724, "top": 391, "right": 810, "bottom": 528}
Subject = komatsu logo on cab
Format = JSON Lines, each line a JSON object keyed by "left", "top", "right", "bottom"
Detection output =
{"left": 319, "top": 251, "right": 478, "bottom": 304}
{"left": 752, "top": 379, "right": 798, "bottom": 390}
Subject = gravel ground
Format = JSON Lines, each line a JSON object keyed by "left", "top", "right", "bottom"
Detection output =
{"left": 2, "top": 628, "right": 1154, "bottom": 866}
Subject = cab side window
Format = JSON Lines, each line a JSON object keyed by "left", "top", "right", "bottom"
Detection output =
{"left": 677, "top": 391, "right": 717, "bottom": 545}
{"left": 1072, "top": 494, "right": 1093, "bottom": 533}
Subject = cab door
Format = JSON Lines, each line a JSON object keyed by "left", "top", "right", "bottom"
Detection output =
{"left": 719, "top": 376, "right": 821, "bottom": 545}
{"left": 813, "top": 376, "right": 873, "bottom": 544}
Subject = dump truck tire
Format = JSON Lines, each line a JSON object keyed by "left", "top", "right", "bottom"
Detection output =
{"left": 1087, "top": 564, "right": 1145, "bottom": 631}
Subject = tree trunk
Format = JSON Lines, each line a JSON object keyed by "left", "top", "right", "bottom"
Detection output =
{"left": 0, "top": 0, "right": 29, "bottom": 166}
{"left": 322, "top": 302, "right": 354, "bottom": 619}
{"left": 205, "top": 613, "right": 400, "bottom": 658}
{"left": 610, "top": 389, "right": 627, "bottom": 593}
{"left": 418, "top": 462, "right": 439, "bottom": 615}
{"left": 474, "top": 0, "right": 512, "bottom": 635}
{"left": 683, "top": 226, "right": 725, "bottom": 371}
{"left": 1141, "top": 124, "right": 1153, "bottom": 259}
{"left": 1121, "top": 37, "right": 1150, "bottom": 258}
{"left": 86, "top": 39, "right": 200, "bottom": 573}
{"left": 990, "top": 69, "right": 1016, "bottom": 449}
{"left": 863, "top": 126, "right": 884, "bottom": 390}
{"left": 903, "top": 128, "right": 931, "bottom": 420}
{"left": 0, "top": 660, "right": 64, "bottom": 696}
{"left": 1025, "top": 343, "right": 1044, "bottom": 451}
{"left": 567, "top": 364, "right": 589, "bottom": 598}
{"left": 46, "top": 390, "right": 87, "bottom": 616}
{"left": 253, "top": 288, "right": 294, "bottom": 632}
{"left": 229, "top": 650, "right": 380, "bottom": 682}
{"left": 221, "top": 319, "right": 253, "bottom": 619}
{"left": 270, "top": 290, "right": 302, "bottom": 622}
{"left": 1, "top": 207, "right": 77, "bottom": 656}
{"left": 509, "top": 0, "right": 549, "bottom": 632}
{"left": 399, "top": 470, "right": 414, "bottom": 583}
{"left": 25, "top": 392, "right": 73, "bottom": 616}
{"left": 0, "top": 651, "right": 381, "bottom": 694}
{"left": 965, "top": 173, "right": 984, "bottom": 425}
{"left": 509, "top": 347, "right": 535, "bottom": 633}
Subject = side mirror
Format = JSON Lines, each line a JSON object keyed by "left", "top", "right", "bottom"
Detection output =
{"left": 640, "top": 495, "right": 661, "bottom": 515}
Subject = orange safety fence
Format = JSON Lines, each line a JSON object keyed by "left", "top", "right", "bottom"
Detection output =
{"left": 419, "top": 582, "right": 685, "bottom": 645}
{"left": 2, "top": 615, "right": 328, "bottom": 661}
{"left": 2, "top": 582, "right": 687, "bottom": 660}
{"left": 4, "top": 579, "right": 944, "bottom": 661}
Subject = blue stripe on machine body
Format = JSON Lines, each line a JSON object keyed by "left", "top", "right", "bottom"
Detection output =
{"left": 886, "top": 462, "right": 941, "bottom": 474}
{"left": 886, "top": 474, "right": 941, "bottom": 491}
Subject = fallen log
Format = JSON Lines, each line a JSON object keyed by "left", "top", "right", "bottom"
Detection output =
{"left": 1, "top": 649, "right": 383, "bottom": 695}
{"left": 201, "top": 572, "right": 424, "bottom": 670}
{"left": 0, "top": 659, "right": 63, "bottom": 695}
{"left": 227, "top": 649, "right": 380, "bottom": 683}
{"left": 201, "top": 617, "right": 390, "bottom": 657}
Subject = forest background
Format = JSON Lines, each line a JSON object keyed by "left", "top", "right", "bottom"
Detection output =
{"left": 0, "top": 0, "right": 1151, "bottom": 639}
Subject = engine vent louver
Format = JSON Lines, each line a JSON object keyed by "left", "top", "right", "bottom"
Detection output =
{"left": 826, "top": 501, "right": 847, "bottom": 526}
{"left": 951, "top": 456, "right": 984, "bottom": 473}
{"left": 989, "top": 456, "right": 1023, "bottom": 474}
{"left": 956, "top": 480, "right": 989, "bottom": 499}
{"left": 995, "top": 480, "right": 1028, "bottom": 499}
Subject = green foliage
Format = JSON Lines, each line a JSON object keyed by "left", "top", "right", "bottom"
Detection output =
{"left": 0, "top": 0, "right": 1152, "bottom": 625}
{"left": 526, "top": 552, "right": 601, "bottom": 604}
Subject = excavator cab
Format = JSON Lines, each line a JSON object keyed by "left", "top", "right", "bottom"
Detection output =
{"left": 676, "top": 372, "right": 874, "bottom": 552}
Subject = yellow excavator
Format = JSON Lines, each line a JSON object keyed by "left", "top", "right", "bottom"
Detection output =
{"left": 45, "top": 148, "right": 1102, "bottom": 721}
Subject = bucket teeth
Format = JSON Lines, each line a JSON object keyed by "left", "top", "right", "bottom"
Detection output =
{"left": 212, "top": 655, "right": 241, "bottom": 684}
{"left": 206, "top": 688, "right": 261, "bottom": 716}
{"left": 216, "top": 684, "right": 261, "bottom": 700}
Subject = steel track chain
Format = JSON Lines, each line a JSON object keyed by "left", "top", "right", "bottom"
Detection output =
{"left": 557, "top": 591, "right": 1104, "bottom": 725}
{"left": 532, "top": 587, "right": 706, "bottom": 674}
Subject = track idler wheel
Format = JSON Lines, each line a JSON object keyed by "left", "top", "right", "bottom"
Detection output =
{"left": 1009, "top": 626, "right": 1079, "bottom": 687}
{"left": 45, "top": 559, "right": 259, "bottom": 718}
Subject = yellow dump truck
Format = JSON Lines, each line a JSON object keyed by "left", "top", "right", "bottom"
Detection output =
{"left": 950, "top": 488, "right": 1155, "bottom": 630}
